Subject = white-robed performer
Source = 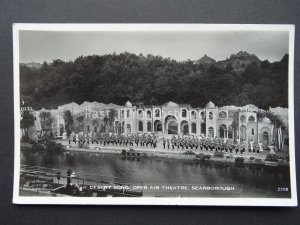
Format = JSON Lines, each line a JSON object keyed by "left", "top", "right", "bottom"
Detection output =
{"left": 250, "top": 139, "right": 254, "bottom": 153}
{"left": 258, "top": 141, "right": 263, "bottom": 153}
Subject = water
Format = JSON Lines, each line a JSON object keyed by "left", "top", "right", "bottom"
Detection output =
{"left": 20, "top": 148, "right": 291, "bottom": 198}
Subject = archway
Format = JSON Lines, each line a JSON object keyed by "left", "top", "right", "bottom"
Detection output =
{"left": 147, "top": 121, "right": 152, "bottom": 132}
{"left": 228, "top": 125, "right": 233, "bottom": 139}
{"left": 240, "top": 125, "right": 247, "bottom": 142}
{"left": 126, "top": 124, "right": 131, "bottom": 133}
{"left": 121, "top": 122, "right": 124, "bottom": 134}
{"left": 168, "top": 121, "right": 178, "bottom": 134}
{"left": 115, "top": 121, "right": 121, "bottom": 134}
{"left": 208, "top": 127, "right": 214, "bottom": 138}
{"left": 154, "top": 109, "right": 160, "bottom": 117}
{"left": 260, "top": 127, "right": 270, "bottom": 149}
{"left": 181, "top": 121, "right": 189, "bottom": 135}
{"left": 219, "top": 124, "right": 227, "bottom": 138}
{"left": 59, "top": 124, "right": 64, "bottom": 136}
{"left": 219, "top": 111, "right": 227, "bottom": 119}
{"left": 165, "top": 115, "right": 178, "bottom": 134}
{"left": 147, "top": 110, "right": 152, "bottom": 119}
{"left": 248, "top": 115, "right": 255, "bottom": 123}
{"left": 262, "top": 131, "right": 269, "bottom": 149}
{"left": 154, "top": 120, "right": 162, "bottom": 133}
{"left": 138, "top": 110, "right": 143, "bottom": 119}
{"left": 201, "top": 123, "right": 206, "bottom": 135}
{"left": 182, "top": 109, "right": 187, "bottom": 118}
{"left": 208, "top": 112, "right": 213, "bottom": 120}
{"left": 138, "top": 121, "right": 143, "bottom": 132}
{"left": 200, "top": 111, "right": 205, "bottom": 120}
{"left": 191, "top": 111, "right": 196, "bottom": 119}
{"left": 191, "top": 123, "right": 196, "bottom": 134}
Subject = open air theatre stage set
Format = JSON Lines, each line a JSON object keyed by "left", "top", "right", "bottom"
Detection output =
{"left": 23, "top": 100, "right": 289, "bottom": 151}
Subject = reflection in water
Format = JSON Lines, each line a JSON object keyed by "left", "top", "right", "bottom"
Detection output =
{"left": 20, "top": 149, "right": 291, "bottom": 198}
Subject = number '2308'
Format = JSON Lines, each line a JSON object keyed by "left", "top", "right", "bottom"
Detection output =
{"left": 277, "top": 187, "right": 289, "bottom": 192}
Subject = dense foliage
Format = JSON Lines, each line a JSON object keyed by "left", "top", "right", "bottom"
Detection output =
{"left": 20, "top": 110, "right": 35, "bottom": 141}
{"left": 20, "top": 52, "right": 288, "bottom": 109}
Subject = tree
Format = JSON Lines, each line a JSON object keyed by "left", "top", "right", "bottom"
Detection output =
{"left": 257, "top": 111, "right": 286, "bottom": 150}
{"left": 64, "top": 110, "right": 74, "bottom": 137}
{"left": 265, "top": 112, "right": 285, "bottom": 150}
{"left": 19, "top": 52, "right": 289, "bottom": 110}
{"left": 103, "top": 115, "right": 110, "bottom": 133}
{"left": 231, "top": 110, "right": 240, "bottom": 142}
{"left": 92, "top": 118, "right": 101, "bottom": 133}
{"left": 256, "top": 110, "right": 265, "bottom": 143}
{"left": 241, "top": 62, "right": 261, "bottom": 85}
{"left": 76, "top": 115, "right": 84, "bottom": 132}
{"left": 38, "top": 111, "right": 53, "bottom": 139}
{"left": 108, "top": 108, "right": 118, "bottom": 133}
{"left": 39, "top": 111, "right": 52, "bottom": 128}
{"left": 224, "top": 63, "right": 233, "bottom": 72}
{"left": 20, "top": 110, "right": 35, "bottom": 142}
{"left": 67, "top": 72, "right": 86, "bottom": 103}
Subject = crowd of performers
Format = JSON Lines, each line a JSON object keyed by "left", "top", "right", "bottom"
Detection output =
{"left": 162, "top": 135, "right": 264, "bottom": 154}
{"left": 69, "top": 132, "right": 159, "bottom": 148}
{"left": 68, "top": 132, "right": 265, "bottom": 155}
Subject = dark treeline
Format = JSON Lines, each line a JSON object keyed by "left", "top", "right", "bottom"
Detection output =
{"left": 20, "top": 52, "right": 288, "bottom": 110}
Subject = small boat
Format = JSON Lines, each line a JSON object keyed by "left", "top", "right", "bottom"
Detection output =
{"left": 20, "top": 165, "right": 144, "bottom": 197}
{"left": 264, "top": 161, "right": 278, "bottom": 167}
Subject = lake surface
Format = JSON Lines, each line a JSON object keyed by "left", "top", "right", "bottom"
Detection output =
{"left": 20, "top": 149, "right": 291, "bottom": 198}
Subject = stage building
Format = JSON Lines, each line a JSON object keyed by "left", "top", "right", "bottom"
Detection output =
{"left": 23, "top": 100, "right": 289, "bottom": 150}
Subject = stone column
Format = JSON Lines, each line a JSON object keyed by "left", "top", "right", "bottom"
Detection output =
{"left": 246, "top": 126, "right": 249, "bottom": 151}
{"left": 143, "top": 112, "right": 146, "bottom": 133}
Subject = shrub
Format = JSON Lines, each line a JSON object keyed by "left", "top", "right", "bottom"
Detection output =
{"left": 214, "top": 152, "right": 224, "bottom": 158}
{"left": 31, "top": 142, "right": 44, "bottom": 152}
{"left": 265, "top": 154, "right": 279, "bottom": 162}
{"left": 46, "top": 141, "right": 64, "bottom": 152}
{"left": 235, "top": 157, "right": 245, "bottom": 166}
{"left": 196, "top": 153, "right": 205, "bottom": 159}
{"left": 28, "top": 139, "right": 36, "bottom": 144}
{"left": 254, "top": 158, "right": 262, "bottom": 163}
{"left": 183, "top": 150, "right": 196, "bottom": 155}
{"left": 203, "top": 155, "right": 211, "bottom": 160}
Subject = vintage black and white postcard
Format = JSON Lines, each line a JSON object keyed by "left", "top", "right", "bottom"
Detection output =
{"left": 13, "top": 24, "right": 297, "bottom": 206}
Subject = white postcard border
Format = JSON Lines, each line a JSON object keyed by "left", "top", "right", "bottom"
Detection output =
{"left": 13, "top": 23, "right": 297, "bottom": 206}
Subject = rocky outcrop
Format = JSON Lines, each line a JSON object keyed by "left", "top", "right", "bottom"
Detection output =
{"left": 216, "top": 51, "right": 261, "bottom": 73}
{"left": 195, "top": 54, "right": 216, "bottom": 65}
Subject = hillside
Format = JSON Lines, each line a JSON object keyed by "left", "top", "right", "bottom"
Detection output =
{"left": 19, "top": 52, "right": 289, "bottom": 110}
{"left": 216, "top": 51, "right": 262, "bottom": 73}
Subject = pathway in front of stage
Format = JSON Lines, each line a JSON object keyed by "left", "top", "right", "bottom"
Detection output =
{"left": 55, "top": 138, "right": 286, "bottom": 160}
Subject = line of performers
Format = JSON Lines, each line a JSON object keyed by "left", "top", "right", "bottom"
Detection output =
{"left": 68, "top": 132, "right": 264, "bottom": 154}
{"left": 69, "top": 132, "right": 159, "bottom": 148}
{"left": 163, "top": 136, "right": 264, "bottom": 154}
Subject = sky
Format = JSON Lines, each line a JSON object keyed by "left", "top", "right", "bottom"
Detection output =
{"left": 19, "top": 30, "right": 289, "bottom": 63}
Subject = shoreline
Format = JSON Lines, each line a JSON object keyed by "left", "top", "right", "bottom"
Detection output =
{"left": 59, "top": 143, "right": 288, "bottom": 167}
{"left": 21, "top": 141, "right": 289, "bottom": 167}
